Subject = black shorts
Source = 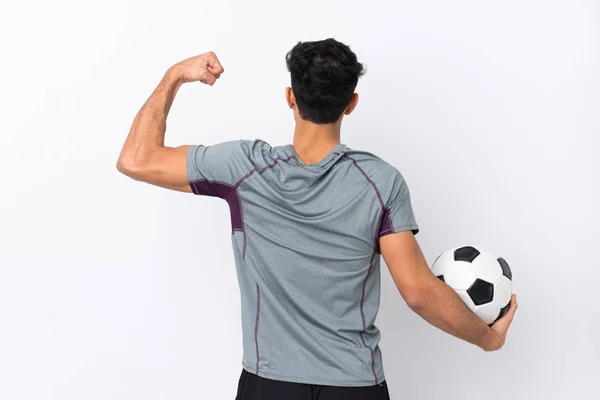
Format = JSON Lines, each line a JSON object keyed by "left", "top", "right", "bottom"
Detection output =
{"left": 235, "top": 368, "right": 391, "bottom": 400}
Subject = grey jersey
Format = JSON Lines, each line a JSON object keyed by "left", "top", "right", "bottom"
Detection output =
{"left": 186, "top": 139, "right": 418, "bottom": 387}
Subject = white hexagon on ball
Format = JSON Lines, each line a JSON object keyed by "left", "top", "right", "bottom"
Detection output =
{"left": 473, "top": 302, "right": 502, "bottom": 325}
{"left": 443, "top": 262, "right": 477, "bottom": 291}
{"left": 471, "top": 252, "right": 503, "bottom": 283}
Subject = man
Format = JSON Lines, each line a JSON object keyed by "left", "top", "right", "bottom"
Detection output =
{"left": 117, "top": 39, "right": 517, "bottom": 400}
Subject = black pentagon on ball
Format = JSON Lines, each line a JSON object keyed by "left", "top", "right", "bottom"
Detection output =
{"left": 467, "top": 279, "right": 494, "bottom": 306}
{"left": 437, "top": 275, "right": 445, "bottom": 282}
{"left": 494, "top": 302, "right": 511, "bottom": 323}
{"left": 454, "top": 246, "right": 480, "bottom": 263}
{"left": 498, "top": 257, "right": 512, "bottom": 280}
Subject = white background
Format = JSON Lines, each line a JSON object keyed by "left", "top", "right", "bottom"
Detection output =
{"left": 1, "top": 1, "right": 598, "bottom": 399}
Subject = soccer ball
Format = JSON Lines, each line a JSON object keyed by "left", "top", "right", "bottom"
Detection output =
{"left": 431, "top": 246, "right": 513, "bottom": 325}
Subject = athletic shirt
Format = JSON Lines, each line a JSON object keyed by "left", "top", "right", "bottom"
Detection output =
{"left": 186, "top": 139, "right": 419, "bottom": 387}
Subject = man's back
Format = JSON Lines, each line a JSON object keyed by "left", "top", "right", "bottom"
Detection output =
{"left": 187, "top": 139, "right": 418, "bottom": 386}
{"left": 118, "top": 39, "right": 516, "bottom": 399}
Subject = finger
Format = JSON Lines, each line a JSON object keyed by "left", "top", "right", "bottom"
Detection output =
{"left": 507, "top": 294, "right": 518, "bottom": 317}
{"left": 207, "top": 52, "right": 224, "bottom": 75}
{"left": 490, "top": 295, "right": 517, "bottom": 332}
{"left": 499, "top": 296, "right": 517, "bottom": 325}
{"left": 201, "top": 70, "right": 217, "bottom": 86}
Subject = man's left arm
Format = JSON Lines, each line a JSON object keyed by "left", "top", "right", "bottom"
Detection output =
{"left": 117, "top": 52, "right": 224, "bottom": 191}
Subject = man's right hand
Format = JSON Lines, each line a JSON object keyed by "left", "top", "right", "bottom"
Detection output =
{"left": 482, "top": 294, "right": 518, "bottom": 351}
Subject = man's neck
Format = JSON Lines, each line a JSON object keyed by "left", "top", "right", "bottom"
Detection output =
{"left": 292, "top": 120, "right": 342, "bottom": 165}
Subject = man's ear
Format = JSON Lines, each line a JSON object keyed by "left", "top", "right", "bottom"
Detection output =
{"left": 286, "top": 87, "right": 295, "bottom": 109}
{"left": 344, "top": 93, "right": 359, "bottom": 115}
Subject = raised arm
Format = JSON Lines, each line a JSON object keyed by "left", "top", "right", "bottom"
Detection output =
{"left": 380, "top": 230, "right": 517, "bottom": 351}
{"left": 116, "top": 52, "right": 224, "bottom": 191}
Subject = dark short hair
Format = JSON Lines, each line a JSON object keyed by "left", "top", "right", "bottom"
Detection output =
{"left": 285, "top": 38, "right": 365, "bottom": 124}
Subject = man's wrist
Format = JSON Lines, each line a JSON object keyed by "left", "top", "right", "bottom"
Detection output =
{"left": 165, "top": 65, "right": 185, "bottom": 85}
{"left": 479, "top": 328, "right": 500, "bottom": 351}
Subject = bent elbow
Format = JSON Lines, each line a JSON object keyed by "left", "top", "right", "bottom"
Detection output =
{"left": 116, "top": 156, "right": 142, "bottom": 178}
{"left": 116, "top": 157, "right": 131, "bottom": 175}
{"left": 403, "top": 288, "right": 427, "bottom": 312}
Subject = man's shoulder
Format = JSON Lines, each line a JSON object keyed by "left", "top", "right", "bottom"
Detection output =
{"left": 230, "top": 138, "right": 272, "bottom": 157}
{"left": 342, "top": 147, "right": 410, "bottom": 203}
{"left": 237, "top": 138, "right": 272, "bottom": 152}
{"left": 237, "top": 139, "right": 293, "bottom": 166}
{"left": 342, "top": 147, "right": 401, "bottom": 178}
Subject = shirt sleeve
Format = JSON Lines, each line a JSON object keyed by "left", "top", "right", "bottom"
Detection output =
{"left": 186, "top": 140, "right": 250, "bottom": 198}
{"left": 379, "top": 170, "right": 419, "bottom": 237}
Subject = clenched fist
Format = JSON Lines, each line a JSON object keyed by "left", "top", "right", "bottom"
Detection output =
{"left": 172, "top": 51, "right": 224, "bottom": 86}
